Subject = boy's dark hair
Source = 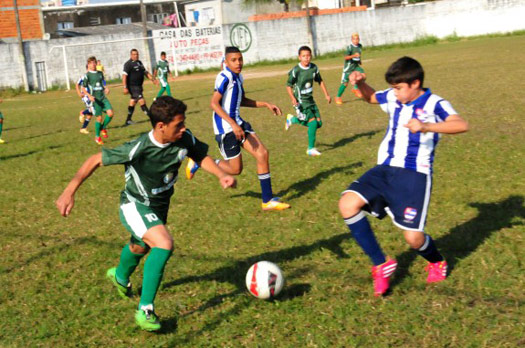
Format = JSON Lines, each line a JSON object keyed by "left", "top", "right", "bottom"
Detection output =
{"left": 225, "top": 46, "right": 241, "bottom": 55}
{"left": 160, "top": 51, "right": 166, "bottom": 56}
{"left": 298, "top": 45, "right": 311, "bottom": 55}
{"left": 130, "top": 48, "right": 138, "bottom": 54}
{"left": 87, "top": 56, "right": 97, "bottom": 64}
{"left": 149, "top": 96, "right": 187, "bottom": 127}
{"left": 385, "top": 56, "right": 424, "bottom": 87}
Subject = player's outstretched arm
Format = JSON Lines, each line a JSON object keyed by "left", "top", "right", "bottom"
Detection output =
{"left": 349, "top": 71, "right": 377, "bottom": 104}
{"left": 241, "top": 95, "right": 282, "bottom": 116}
{"left": 286, "top": 86, "right": 298, "bottom": 106}
{"left": 404, "top": 114, "right": 469, "bottom": 134}
{"left": 198, "top": 156, "right": 236, "bottom": 189}
{"left": 56, "top": 153, "right": 103, "bottom": 217}
{"left": 147, "top": 72, "right": 158, "bottom": 85}
{"left": 319, "top": 81, "right": 332, "bottom": 104}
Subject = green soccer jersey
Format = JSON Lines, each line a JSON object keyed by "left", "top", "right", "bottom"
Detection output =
{"left": 287, "top": 63, "right": 323, "bottom": 108}
{"left": 343, "top": 43, "right": 363, "bottom": 72}
{"left": 102, "top": 130, "right": 208, "bottom": 209}
{"left": 82, "top": 70, "right": 106, "bottom": 101}
{"left": 156, "top": 60, "right": 170, "bottom": 82}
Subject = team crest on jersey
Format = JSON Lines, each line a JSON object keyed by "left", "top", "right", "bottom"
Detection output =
{"left": 305, "top": 82, "right": 311, "bottom": 88}
{"left": 404, "top": 207, "right": 418, "bottom": 221}
{"left": 163, "top": 172, "right": 174, "bottom": 184}
{"left": 415, "top": 108, "right": 429, "bottom": 121}
{"left": 177, "top": 149, "right": 188, "bottom": 162}
{"left": 96, "top": 82, "right": 100, "bottom": 86}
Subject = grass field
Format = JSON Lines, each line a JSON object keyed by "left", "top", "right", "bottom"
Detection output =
{"left": 1, "top": 34, "right": 524, "bottom": 347}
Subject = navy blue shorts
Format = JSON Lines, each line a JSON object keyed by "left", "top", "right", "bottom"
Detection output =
{"left": 344, "top": 165, "right": 432, "bottom": 231}
{"left": 215, "top": 121, "right": 255, "bottom": 160}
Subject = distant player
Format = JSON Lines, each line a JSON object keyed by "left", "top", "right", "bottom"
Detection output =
{"left": 186, "top": 46, "right": 290, "bottom": 211}
{"left": 338, "top": 57, "right": 468, "bottom": 296}
{"left": 56, "top": 96, "right": 236, "bottom": 331}
{"left": 96, "top": 59, "right": 105, "bottom": 74}
{"left": 81, "top": 56, "right": 114, "bottom": 145}
{"left": 154, "top": 52, "right": 174, "bottom": 98}
{"left": 335, "top": 33, "right": 364, "bottom": 105}
{"left": 76, "top": 68, "right": 94, "bottom": 134}
{"left": 285, "top": 45, "right": 331, "bottom": 156}
{"left": 122, "top": 49, "right": 158, "bottom": 126}
{"left": 0, "top": 98, "right": 5, "bottom": 144}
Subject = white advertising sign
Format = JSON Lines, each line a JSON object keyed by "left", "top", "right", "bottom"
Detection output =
{"left": 153, "top": 26, "right": 225, "bottom": 73}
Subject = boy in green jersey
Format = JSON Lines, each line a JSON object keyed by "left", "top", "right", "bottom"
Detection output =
{"left": 0, "top": 98, "right": 5, "bottom": 144}
{"left": 81, "top": 56, "right": 114, "bottom": 145}
{"left": 286, "top": 46, "right": 331, "bottom": 156}
{"left": 154, "top": 52, "right": 174, "bottom": 98}
{"left": 56, "top": 96, "right": 236, "bottom": 331}
{"left": 335, "top": 33, "right": 365, "bottom": 105}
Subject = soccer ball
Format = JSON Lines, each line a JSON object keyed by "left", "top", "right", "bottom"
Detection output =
{"left": 245, "top": 261, "right": 285, "bottom": 300}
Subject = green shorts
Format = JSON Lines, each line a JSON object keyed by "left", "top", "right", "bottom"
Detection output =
{"left": 341, "top": 65, "right": 364, "bottom": 83}
{"left": 297, "top": 104, "right": 322, "bottom": 126}
{"left": 93, "top": 98, "right": 112, "bottom": 116}
{"left": 119, "top": 201, "right": 168, "bottom": 248}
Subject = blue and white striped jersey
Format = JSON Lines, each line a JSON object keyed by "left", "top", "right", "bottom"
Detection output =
{"left": 375, "top": 88, "right": 457, "bottom": 175}
{"left": 212, "top": 67, "right": 245, "bottom": 135}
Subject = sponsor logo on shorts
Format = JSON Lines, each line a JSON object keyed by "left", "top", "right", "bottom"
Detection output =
{"left": 404, "top": 207, "right": 418, "bottom": 221}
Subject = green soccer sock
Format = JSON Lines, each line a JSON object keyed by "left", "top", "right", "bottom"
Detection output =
{"left": 95, "top": 121, "right": 101, "bottom": 137}
{"left": 165, "top": 84, "right": 172, "bottom": 97}
{"left": 156, "top": 87, "right": 166, "bottom": 98}
{"left": 337, "top": 84, "right": 347, "bottom": 97}
{"left": 291, "top": 116, "right": 301, "bottom": 125}
{"left": 0, "top": 122, "right": 3, "bottom": 138}
{"left": 353, "top": 84, "right": 359, "bottom": 90}
{"left": 307, "top": 120, "right": 319, "bottom": 149}
{"left": 115, "top": 244, "right": 146, "bottom": 286}
{"left": 102, "top": 115, "right": 112, "bottom": 130}
{"left": 139, "top": 247, "right": 172, "bottom": 309}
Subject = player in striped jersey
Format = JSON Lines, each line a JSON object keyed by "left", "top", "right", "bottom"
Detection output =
{"left": 76, "top": 69, "right": 94, "bottom": 134}
{"left": 186, "top": 46, "right": 290, "bottom": 211}
{"left": 56, "top": 97, "right": 236, "bottom": 331}
{"left": 338, "top": 57, "right": 468, "bottom": 296}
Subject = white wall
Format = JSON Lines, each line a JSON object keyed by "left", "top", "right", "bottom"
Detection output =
{"left": 2, "top": 0, "right": 525, "bottom": 89}
{"left": 223, "top": 0, "right": 525, "bottom": 64}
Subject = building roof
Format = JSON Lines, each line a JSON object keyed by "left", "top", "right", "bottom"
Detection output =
{"left": 57, "top": 22, "right": 167, "bottom": 36}
{"left": 42, "top": 0, "right": 187, "bottom": 12}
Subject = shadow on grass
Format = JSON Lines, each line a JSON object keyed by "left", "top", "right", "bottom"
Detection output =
{"left": 11, "top": 130, "right": 68, "bottom": 142}
{"left": 160, "top": 231, "right": 351, "bottom": 336}
{"left": 390, "top": 195, "right": 525, "bottom": 289}
{"left": 318, "top": 129, "right": 381, "bottom": 152}
{"left": 0, "top": 236, "right": 122, "bottom": 274}
{"left": 0, "top": 144, "right": 63, "bottom": 161}
{"left": 4, "top": 125, "right": 31, "bottom": 131}
{"left": 230, "top": 161, "right": 363, "bottom": 201}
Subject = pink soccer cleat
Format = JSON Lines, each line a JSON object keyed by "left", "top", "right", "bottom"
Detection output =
{"left": 425, "top": 260, "right": 448, "bottom": 283}
{"left": 371, "top": 258, "right": 397, "bottom": 297}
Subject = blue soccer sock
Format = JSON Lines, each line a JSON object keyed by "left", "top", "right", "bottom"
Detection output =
{"left": 258, "top": 172, "right": 273, "bottom": 203}
{"left": 344, "top": 212, "right": 386, "bottom": 266}
{"left": 81, "top": 118, "right": 90, "bottom": 129}
{"left": 416, "top": 234, "right": 444, "bottom": 263}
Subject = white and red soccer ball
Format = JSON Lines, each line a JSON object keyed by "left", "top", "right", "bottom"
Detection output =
{"left": 245, "top": 261, "right": 285, "bottom": 300}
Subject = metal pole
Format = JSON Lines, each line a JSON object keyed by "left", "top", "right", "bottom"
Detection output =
{"left": 170, "top": 36, "right": 178, "bottom": 77}
{"left": 305, "top": 2, "right": 316, "bottom": 58}
{"left": 62, "top": 46, "right": 70, "bottom": 90}
{"left": 140, "top": 0, "right": 153, "bottom": 73}
{"left": 13, "top": 0, "right": 29, "bottom": 92}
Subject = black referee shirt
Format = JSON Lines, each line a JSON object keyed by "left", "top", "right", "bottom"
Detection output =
{"left": 123, "top": 59, "right": 147, "bottom": 88}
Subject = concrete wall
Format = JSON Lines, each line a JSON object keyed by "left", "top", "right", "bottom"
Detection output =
{"left": 2, "top": 0, "right": 525, "bottom": 90}
{"left": 0, "top": 32, "right": 152, "bottom": 89}
{"left": 223, "top": 0, "right": 525, "bottom": 64}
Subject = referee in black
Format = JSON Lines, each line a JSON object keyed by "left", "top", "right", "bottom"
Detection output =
{"left": 122, "top": 48, "right": 157, "bottom": 126}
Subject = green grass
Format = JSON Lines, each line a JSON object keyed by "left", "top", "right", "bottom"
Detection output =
{"left": 0, "top": 35, "right": 524, "bottom": 347}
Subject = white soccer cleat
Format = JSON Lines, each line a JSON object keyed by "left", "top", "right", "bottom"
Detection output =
{"left": 306, "top": 148, "right": 321, "bottom": 156}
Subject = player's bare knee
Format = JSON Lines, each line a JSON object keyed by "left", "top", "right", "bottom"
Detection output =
{"left": 256, "top": 147, "right": 269, "bottom": 163}
{"left": 338, "top": 192, "right": 364, "bottom": 217}
{"left": 129, "top": 243, "right": 148, "bottom": 254}
{"left": 403, "top": 230, "right": 425, "bottom": 249}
